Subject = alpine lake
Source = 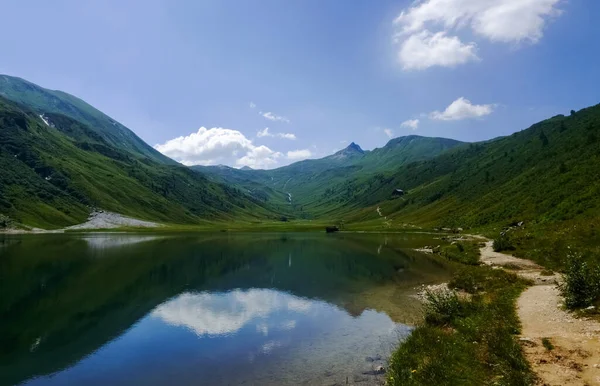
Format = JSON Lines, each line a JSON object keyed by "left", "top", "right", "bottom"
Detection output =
{"left": 0, "top": 232, "right": 452, "bottom": 386}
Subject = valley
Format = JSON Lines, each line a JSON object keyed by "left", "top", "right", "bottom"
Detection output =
{"left": 1, "top": 75, "right": 600, "bottom": 386}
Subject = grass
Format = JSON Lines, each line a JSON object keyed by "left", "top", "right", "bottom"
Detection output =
{"left": 439, "top": 241, "right": 481, "bottom": 265}
{"left": 541, "top": 338, "right": 554, "bottom": 351}
{"left": 387, "top": 261, "right": 535, "bottom": 385}
{"left": 0, "top": 96, "right": 285, "bottom": 229}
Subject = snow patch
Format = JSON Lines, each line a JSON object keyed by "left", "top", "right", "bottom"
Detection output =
{"left": 39, "top": 114, "right": 50, "bottom": 127}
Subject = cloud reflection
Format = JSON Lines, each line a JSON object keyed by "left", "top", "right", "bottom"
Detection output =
{"left": 152, "top": 289, "right": 311, "bottom": 337}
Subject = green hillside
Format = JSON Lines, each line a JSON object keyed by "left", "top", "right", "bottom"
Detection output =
{"left": 2, "top": 75, "right": 599, "bottom": 237}
{"left": 194, "top": 136, "right": 464, "bottom": 217}
{"left": 0, "top": 96, "right": 278, "bottom": 228}
{"left": 0, "top": 75, "right": 175, "bottom": 165}
{"left": 335, "top": 105, "right": 600, "bottom": 229}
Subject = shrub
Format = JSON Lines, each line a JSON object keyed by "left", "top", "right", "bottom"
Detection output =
{"left": 440, "top": 242, "right": 480, "bottom": 265}
{"left": 542, "top": 338, "right": 554, "bottom": 351}
{"left": 560, "top": 252, "right": 600, "bottom": 309}
{"left": 449, "top": 269, "right": 480, "bottom": 294}
{"left": 493, "top": 234, "right": 515, "bottom": 252}
{"left": 0, "top": 214, "right": 12, "bottom": 228}
{"left": 423, "top": 289, "right": 463, "bottom": 325}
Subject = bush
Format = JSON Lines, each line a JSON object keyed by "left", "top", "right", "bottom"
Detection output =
{"left": 423, "top": 289, "right": 463, "bottom": 325}
{"left": 0, "top": 214, "right": 12, "bottom": 228}
{"left": 493, "top": 234, "right": 515, "bottom": 252}
{"left": 542, "top": 338, "right": 554, "bottom": 351}
{"left": 560, "top": 253, "right": 600, "bottom": 309}
{"left": 440, "top": 242, "right": 480, "bottom": 265}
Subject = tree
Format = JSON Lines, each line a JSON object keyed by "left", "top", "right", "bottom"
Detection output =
{"left": 559, "top": 162, "right": 568, "bottom": 174}
{"left": 560, "top": 122, "right": 567, "bottom": 132}
{"left": 539, "top": 130, "right": 549, "bottom": 147}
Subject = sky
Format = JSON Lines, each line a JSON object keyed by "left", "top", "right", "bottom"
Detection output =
{"left": 1, "top": 0, "right": 599, "bottom": 169}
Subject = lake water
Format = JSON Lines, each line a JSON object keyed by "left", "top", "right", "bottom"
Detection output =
{"left": 0, "top": 232, "right": 451, "bottom": 386}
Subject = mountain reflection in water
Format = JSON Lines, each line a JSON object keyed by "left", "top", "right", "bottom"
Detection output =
{"left": 0, "top": 232, "right": 451, "bottom": 386}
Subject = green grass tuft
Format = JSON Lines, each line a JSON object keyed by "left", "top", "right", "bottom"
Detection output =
{"left": 541, "top": 338, "right": 554, "bottom": 351}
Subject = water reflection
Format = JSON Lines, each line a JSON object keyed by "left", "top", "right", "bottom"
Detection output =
{"left": 0, "top": 232, "right": 451, "bottom": 386}
{"left": 81, "top": 234, "right": 161, "bottom": 250}
{"left": 152, "top": 289, "right": 312, "bottom": 337}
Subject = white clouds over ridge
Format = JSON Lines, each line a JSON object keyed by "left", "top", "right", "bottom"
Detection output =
{"left": 155, "top": 127, "right": 309, "bottom": 169}
{"left": 430, "top": 97, "right": 495, "bottom": 120}
{"left": 401, "top": 119, "right": 420, "bottom": 130}
{"left": 154, "top": 127, "right": 282, "bottom": 169}
{"left": 287, "top": 149, "right": 313, "bottom": 160}
{"left": 394, "top": 0, "right": 562, "bottom": 70}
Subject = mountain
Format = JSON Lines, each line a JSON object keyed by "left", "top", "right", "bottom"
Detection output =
{"left": 0, "top": 75, "right": 175, "bottom": 165}
{"left": 193, "top": 104, "right": 600, "bottom": 232}
{"left": 325, "top": 142, "right": 365, "bottom": 163}
{"left": 0, "top": 94, "right": 278, "bottom": 228}
{"left": 354, "top": 135, "right": 463, "bottom": 173}
{"left": 3, "top": 75, "right": 598, "bottom": 233}
{"left": 193, "top": 136, "right": 465, "bottom": 217}
{"left": 335, "top": 105, "right": 600, "bottom": 229}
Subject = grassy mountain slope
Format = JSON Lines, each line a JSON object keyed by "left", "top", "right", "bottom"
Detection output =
{"left": 0, "top": 75, "right": 175, "bottom": 165}
{"left": 194, "top": 136, "right": 464, "bottom": 218}
{"left": 336, "top": 105, "right": 600, "bottom": 229}
{"left": 0, "top": 96, "right": 278, "bottom": 228}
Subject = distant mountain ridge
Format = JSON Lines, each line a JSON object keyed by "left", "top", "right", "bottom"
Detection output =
{"left": 194, "top": 135, "right": 465, "bottom": 216}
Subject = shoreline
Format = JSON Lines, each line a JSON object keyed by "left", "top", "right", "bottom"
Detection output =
{"left": 393, "top": 238, "right": 600, "bottom": 385}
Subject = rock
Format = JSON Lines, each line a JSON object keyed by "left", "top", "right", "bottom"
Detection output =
{"left": 457, "top": 227, "right": 464, "bottom": 232}
{"left": 374, "top": 365, "right": 385, "bottom": 374}
{"left": 365, "top": 356, "right": 374, "bottom": 362}
{"left": 585, "top": 305, "right": 595, "bottom": 311}
{"left": 519, "top": 337, "right": 537, "bottom": 346}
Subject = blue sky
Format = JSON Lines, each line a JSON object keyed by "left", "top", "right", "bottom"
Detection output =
{"left": 1, "top": 0, "right": 599, "bottom": 168}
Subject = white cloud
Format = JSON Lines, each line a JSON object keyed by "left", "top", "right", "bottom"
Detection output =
{"left": 249, "top": 102, "right": 256, "bottom": 109}
{"left": 393, "top": 0, "right": 562, "bottom": 70}
{"left": 398, "top": 30, "right": 478, "bottom": 70}
{"left": 278, "top": 133, "right": 297, "bottom": 140}
{"left": 262, "top": 112, "right": 290, "bottom": 123}
{"left": 287, "top": 149, "right": 312, "bottom": 161}
{"left": 430, "top": 97, "right": 495, "bottom": 121}
{"left": 237, "top": 145, "right": 282, "bottom": 169}
{"left": 154, "top": 127, "right": 281, "bottom": 169}
{"left": 401, "top": 119, "right": 420, "bottom": 130}
{"left": 257, "top": 127, "right": 297, "bottom": 140}
{"left": 383, "top": 128, "right": 394, "bottom": 138}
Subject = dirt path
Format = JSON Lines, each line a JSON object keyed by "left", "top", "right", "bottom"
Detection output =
{"left": 480, "top": 241, "right": 600, "bottom": 385}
